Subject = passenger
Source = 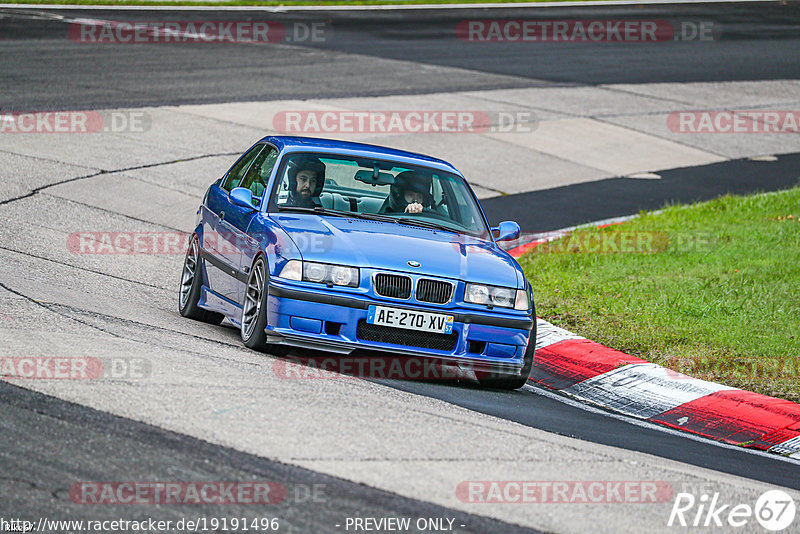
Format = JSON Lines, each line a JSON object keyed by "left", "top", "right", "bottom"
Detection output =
{"left": 381, "top": 171, "right": 434, "bottom": 214}
{"left": 286, "top": 158, "right": 325, "bottom": 208}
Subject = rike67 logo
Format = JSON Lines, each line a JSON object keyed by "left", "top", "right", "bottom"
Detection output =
{"left": 668, "top": 489, "right": 796, "bottom": 531}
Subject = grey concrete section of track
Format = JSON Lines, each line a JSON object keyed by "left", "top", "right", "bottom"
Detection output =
{"left": 1, "top": 3, "right": 800, "bottom": 110}
{"left": 3, "top": 79, "right": 796, "bottom": 206}
{"left": 0, "top": 381, "right": 543, "bottom": 534}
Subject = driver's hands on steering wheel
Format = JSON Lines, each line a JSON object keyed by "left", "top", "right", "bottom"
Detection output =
{"left": 404, "top": 202, "right": 423, "bottom": 214}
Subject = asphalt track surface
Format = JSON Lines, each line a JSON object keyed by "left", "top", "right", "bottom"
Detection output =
{"left": 381, "top": 379, "right": 800, "bottom": 491}
{"left": 482, "top": 152, "right": 800, "bottom": 232}
{"left": 2, "top": 2, "right": 800, "bottom": 533}
{"left": 0, "top": 381, "right": 540, "bottom": 534}
{"left": 0, "top": 3, "right": 799, "bottom": 110}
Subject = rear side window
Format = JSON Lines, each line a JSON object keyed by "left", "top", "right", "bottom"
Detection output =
{"left": 221, "top": 145, "right": 264, "bottom": 191}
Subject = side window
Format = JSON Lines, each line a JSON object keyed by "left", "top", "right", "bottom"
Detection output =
{"left": 220, "top": 145, "right": 264, "bottom": 191}
{"left": 239, "top": 146, "right": 278, "bottom": 204}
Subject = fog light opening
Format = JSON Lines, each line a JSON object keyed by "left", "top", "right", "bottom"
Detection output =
{"left": 467, "top": 340, "right": 486, "bottom": 354}
{"left": 325, "top": 322, "right": 342, "bottom": 336}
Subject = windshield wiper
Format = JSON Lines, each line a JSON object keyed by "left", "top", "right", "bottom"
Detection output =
{"left": 277, "top": 206, "right": 352, "bottom": 218}
{"left": 278, "top": 206, "right": 398, "bottom": 223}
{"left": 395, "top": 217, "right": 455, "bottom": 233}
{"left": 342, "top": 210, "right": 455, "bottom": 231}
{"left": 345, "top": 212, "right": 397, "bottom": 223}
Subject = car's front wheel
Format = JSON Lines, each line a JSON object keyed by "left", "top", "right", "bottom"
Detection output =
{"left": 241, "top": 255, "right": 289, "bottom": 356}
{"left": 477, "top": 319, "right": 537, "bottom": 390}
{"left": 178, "top": 235, "right": 224, "bottom": 325}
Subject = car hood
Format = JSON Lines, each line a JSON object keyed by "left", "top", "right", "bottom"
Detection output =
{"left": 271, "top": 214, "right": 521, "bottom": 288}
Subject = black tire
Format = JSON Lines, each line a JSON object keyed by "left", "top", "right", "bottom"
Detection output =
{"left": 477, "top": 316, "right": 537, "bottom": 390}
{"left": 240, "top": 255, "right": 290, "bottom": 356}
{"left": 178, "top": 235, "right": 225, "bottom": 325}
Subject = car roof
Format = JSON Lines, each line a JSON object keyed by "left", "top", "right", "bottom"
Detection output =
{"left": 259, "top": 136, "right": 463, "bottom": 176}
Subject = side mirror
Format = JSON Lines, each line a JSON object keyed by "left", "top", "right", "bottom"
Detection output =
{"left": 229, "top": 187, "right": 257, "bottom": 211}
{"left": 492, "top": 221, "right": 520, "bottom": 242}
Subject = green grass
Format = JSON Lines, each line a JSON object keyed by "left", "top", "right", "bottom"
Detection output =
{"left": 0, "top": 0, "right": 609, "bottom": 6}
{"left": 519, "top": 187, "right": 800, "bottom": 403}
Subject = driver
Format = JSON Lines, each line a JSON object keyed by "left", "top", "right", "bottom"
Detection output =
{"left": 382, "top": 171, "right": 434, "bottom": 214}
{"left": 286, "top": 158, "right": 325, "bottom": 208}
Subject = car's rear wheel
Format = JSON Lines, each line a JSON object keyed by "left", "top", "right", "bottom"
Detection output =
{"left": 241, "top": 256, "right": 289, "bottom": 356}
{"left": 477, "top": 319, "right": 537, "bottom": 390}
{"left": 178, "top": 235, "right": 224, "bottom": 325}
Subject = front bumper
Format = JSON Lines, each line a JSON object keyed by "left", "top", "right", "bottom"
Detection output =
{"left": 264, "top": 282, "right": 533, "bottom": 377}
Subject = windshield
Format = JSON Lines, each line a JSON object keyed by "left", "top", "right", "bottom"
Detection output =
{"left": 269, "top": 152, "right": 490, "bottom": 239}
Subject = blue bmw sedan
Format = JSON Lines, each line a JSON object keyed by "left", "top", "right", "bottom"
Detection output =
{"left": 179, "top": 136, "right": 535, "bottom": 389}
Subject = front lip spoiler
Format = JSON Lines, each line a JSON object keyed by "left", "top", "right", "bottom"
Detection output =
{"left": 265, "top": 332, "right": 525, "bottom": 377}
{"left": 268, "top": 284, "right": 533, "bottom": 331}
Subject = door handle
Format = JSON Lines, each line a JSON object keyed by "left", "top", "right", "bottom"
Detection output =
{"left": 219, "top": 211, "right": 225, "bottom": 221}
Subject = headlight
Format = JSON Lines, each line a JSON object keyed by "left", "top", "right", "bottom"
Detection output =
{"left": 305, "top": 262, "right": 327, "bottom": 283}
{"left": 303, "top": 262, "right": 359, "bottom": 287}
{"left": 465, "top": 284, "right": 490, "bottom": 305}
{"left": 330, "top": 265, "right": 355, "bottom": 286}
{"left": 465, "top": 283, "right": 524, "bottom": 309}
{"left": 491, "top": 287, "right": 515, "bottom": 307}
{"left": 277, "top": 259, "right": 302, "bottom": 281}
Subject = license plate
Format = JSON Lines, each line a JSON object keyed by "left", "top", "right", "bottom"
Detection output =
{"left": 367, "top": 305, "right": 454, "bottom": 334}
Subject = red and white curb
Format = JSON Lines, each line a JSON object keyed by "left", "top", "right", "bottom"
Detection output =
{"left": 506, "top": 219, "right": 800, "bottom": 459}
{"left": 530, "top": 318, "right": 800, "bottom": 459}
